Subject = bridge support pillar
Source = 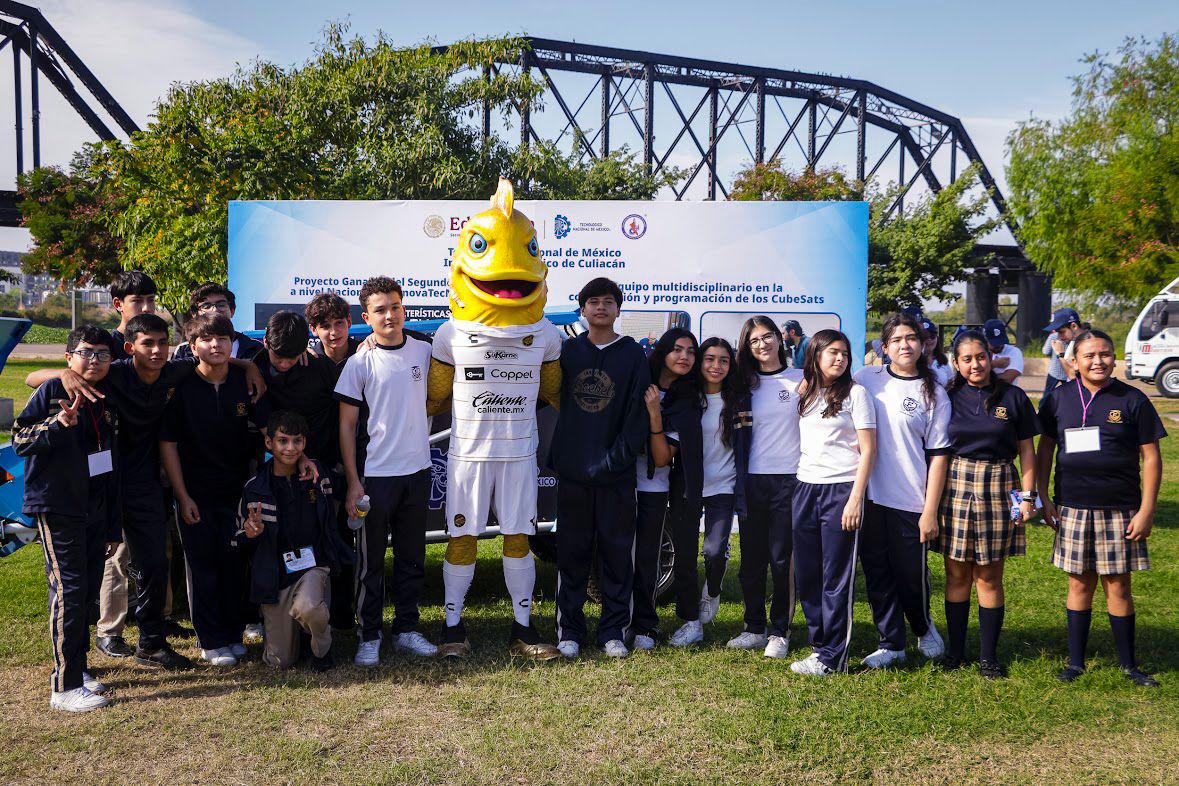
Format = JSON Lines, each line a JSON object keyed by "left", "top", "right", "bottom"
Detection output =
{"left": 1016, "top": 270, "right": 1052, "bottom": 348}
{"left": 965, "top": 270, "right": 999, "bottom": 326}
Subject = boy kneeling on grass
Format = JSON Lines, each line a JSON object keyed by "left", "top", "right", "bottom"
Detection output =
{"left": 239, "top": 411, "right": 348, "bottom": 671}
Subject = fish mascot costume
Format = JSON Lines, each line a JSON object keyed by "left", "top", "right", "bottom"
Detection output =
{"left": 430, "top": 178, "right": 563, "bottom": 659}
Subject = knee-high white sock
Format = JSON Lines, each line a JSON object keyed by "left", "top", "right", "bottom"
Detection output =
{"left": 442, "top": 560, "right": 475, "bottom": 627}
{"left": 503, "top": 553, "right": 536, "bottom": 626}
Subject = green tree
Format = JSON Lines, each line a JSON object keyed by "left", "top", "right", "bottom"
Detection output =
{"left": 67, "top": 29, "right": 672, "bottom": 313}
{"left": 730, "top": 160, "right": 996, "bottom": 313}
{"left": 16, "top": 148, "right": 122, "bottom": 287}
{"left": 1007, "top": 34, "right": 1179, "bottom": 303}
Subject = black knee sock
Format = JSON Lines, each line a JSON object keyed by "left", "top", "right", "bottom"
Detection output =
{"left": 944, "top": 599, "right": 969, "bottom": 660}
{"left": 1066, "top": 608, "right": 1092, "bottom": 670}
{"left": 978, "top": 605, "right": 1004, "bottom": 663}
{"left": 1108, "top": 613, "right": 1137, "bottom": 669}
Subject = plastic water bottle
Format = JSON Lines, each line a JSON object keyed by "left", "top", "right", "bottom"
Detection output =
{"left": 348, "top": 495, "right": 371, "bottom": 531}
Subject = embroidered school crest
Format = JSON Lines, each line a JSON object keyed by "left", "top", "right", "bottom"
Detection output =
{"left": 454, "top": 514, "right": 466, "bottom": 528}
{"left": 308, "top": 488, "right": 317, "bottom": 503}
{"left": 778, "top": 390, "right": 790, "bottom": 402}
{"left": 411, "top": 365, "right": 422, "bottom": 381}
{"left": 235, "top": 403, "right": 247, "bottom": 416}
{"left": 165, "top": 388, "right": 175, "bottom": 402}
{"left": 902, "top": 397, "right": 919, "bottom": 413}
{"left": 523, "top": 335, "right": 534, "bottom": 346}
{"left": 1108, "top": 409, "right": 1123, "bottom": 424}
{"left": 993, "top": 406, "right": 1008, "bottom": 420}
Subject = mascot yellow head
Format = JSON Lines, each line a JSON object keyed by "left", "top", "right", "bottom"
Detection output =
{"left": 450, "top": 178, "right": 547, "bottom": 326}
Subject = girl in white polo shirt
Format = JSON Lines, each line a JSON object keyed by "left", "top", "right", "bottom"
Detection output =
{"left": 789, "top": 330, "right": 876, "bottom": 675}
{"left": 853, "top": 312, "right": 952, "bottom": 669}
{"left": 728, "top": 316, "right": 803, "bottom": 659}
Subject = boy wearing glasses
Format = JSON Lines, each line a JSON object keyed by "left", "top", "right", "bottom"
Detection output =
{"left": 173, "top": 283, "right": 264, "bottom": 362}
{"left": 15, "top": 326, "right": 121, "bottom": 712}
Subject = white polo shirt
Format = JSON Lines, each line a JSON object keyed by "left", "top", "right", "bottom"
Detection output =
{"left": 334, "top": 334, "right": 432, "bottom": 477}
{"left": 797, "top": 383, "right": 875, "bottom": 485}
{"left": 853, "top": 365, "right": 951, "bottom": 513}
{"left": 748, "top": 367, "right": 804, "bottom": 475}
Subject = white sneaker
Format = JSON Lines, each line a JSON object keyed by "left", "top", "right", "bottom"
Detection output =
{"left": 603, "top": 639, "right": 629, "bottom": 658}
{"left": 918, "top": 625, "right": 945, "bottom": 659}
{"left": 354, "top": 637, "right": 382, "bottom": 667}
{"left": 50, "top": 686, "right": 108, "bottom": 712}
{"left": 670, "top": 620, "right": 704, "bottom": 648}
{"left": 82, "top": 671, "right": 105, "bottom": 694}
{"left": 557, "top": 640, "right": 580, "bottom": 659}
{"left": 862, "top": 647, "right": 907, "bottom": 669}
{"left": 242, "top": 623, "right": 264, "bottom": 645}
{"left": 632, "top": 634, "right": 656, "bottom": 651}
{"left": 727, "top": 631, "right": 769, "bottom": 650}
{"left": 200, "top": 647, "right": 237, "bottom": 666}
{"left": 228, "top": 643, "right": 247, "bottom": 658}
{"left": 394, "top": 631, "right": 438, "bottom": 657}
{"left": 790, "top": 653, "right": 833, "bottom": 676}
{"left": 699, "top": 591, "right": 721, "bottom": 625}
{"left": 763, "top": 634, "right": 790, "bottom": 659}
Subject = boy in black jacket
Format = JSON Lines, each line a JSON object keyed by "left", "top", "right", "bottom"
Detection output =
{"left": 552, "top": 278, "right": 650, "bottom": 658}
{"left": 15, "top": 325, "right": 121, "bottom": 712}
{"left": 240, "top": 411, "right": 344, "bottom": 671}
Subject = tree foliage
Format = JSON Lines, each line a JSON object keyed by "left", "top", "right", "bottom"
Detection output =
{"left": 20, "top": 29, "right": 674, "bottom": 313}
{"left": 1007, "top": 34, "right": 1179, "bottom": 303}
{"left": 730, "top": 160, "right": 996, "bottom": 313}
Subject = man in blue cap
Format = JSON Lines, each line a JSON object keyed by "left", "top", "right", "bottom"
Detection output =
{"left": 1041, "top": 307, "right": 1082, "bottom": 395}
{"left": 984, "top": 318, "right": 1023, "bottom": 384}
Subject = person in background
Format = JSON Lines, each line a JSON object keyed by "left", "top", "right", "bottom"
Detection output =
{"left": 920, "top": 317, "right": 952, "bottom": 388}
{"left": 854, "top": 312, "right": 952, "bottom": 669}
{"left": 983, "top": 319, "right": 1023, "bottom": 385}
{"left": 936, "top": 329, "right": 1039, "bottom": 679}
{"left": 728, "top": 316, "right": 803, "bottom": 660}
{"left": 1037, "top": 329, "right": 1164, "bottom": 688}
{"left": 1042, "top": 308, "right": 1083, "bottom": 395}
{"left": 783, "top": 320, "right": 809, "bottom": 369}
{"left": 173, "top": 283, "right": 264, "bottom": 362}
{"left": 306, "top": 292, "right": 360, "bottom": 369}
{"left": 789, "top": 329, "right": 876, "bottom": 676}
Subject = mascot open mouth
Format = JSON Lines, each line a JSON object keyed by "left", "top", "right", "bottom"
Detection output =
{"left": 467, "top": 277, "right": 539, "bottom": 300}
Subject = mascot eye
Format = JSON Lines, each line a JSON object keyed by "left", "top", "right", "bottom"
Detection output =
{"left": 527, "top": 237, "right": 539, "bottom": 256}
{"left": 469, "top": 232, "right": 488, "bottom": 254}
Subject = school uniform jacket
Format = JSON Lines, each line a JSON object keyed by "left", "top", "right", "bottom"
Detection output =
{"left": 663, "top": 388, "right": 705, "bottom": 515}
{"left": 234, "top": 459, "right": 353, "bottom": 605}
{"left": 731, "top": 387, "right": 756, "bottom": 518}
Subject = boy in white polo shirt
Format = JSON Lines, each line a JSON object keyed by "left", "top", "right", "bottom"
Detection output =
{"left": 336, "top": 277, "right": 437, "bottom": 665}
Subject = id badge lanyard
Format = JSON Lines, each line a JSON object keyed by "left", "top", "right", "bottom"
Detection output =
{"left": 1064, "top": 379, "right": 1101, "bottom": 454}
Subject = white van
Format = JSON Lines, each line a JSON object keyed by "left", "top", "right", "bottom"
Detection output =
{"left": 1126, "top": 275, "right": 1179, "bottom": 397}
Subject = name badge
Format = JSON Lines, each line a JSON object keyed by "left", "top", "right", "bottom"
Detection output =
{"left": 283, "top": 547, "right": 315, "bottom": 573}
{"left": 88, "top": 450, "right": 113, "bottom": 477}
{"left": 1064, "top": 426, "right": 1101, "bottom": 454}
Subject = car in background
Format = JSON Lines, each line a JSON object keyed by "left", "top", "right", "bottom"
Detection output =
{"left": 0, "top": 317, "right": 38, "bottom": 557}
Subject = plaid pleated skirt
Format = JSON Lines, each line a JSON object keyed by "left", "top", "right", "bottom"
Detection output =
{"left": 1052, "top": 506, "right": 1149, "bottom": 575}
{"left": 934, "top": 455, "right": 1025, "bottom": 565}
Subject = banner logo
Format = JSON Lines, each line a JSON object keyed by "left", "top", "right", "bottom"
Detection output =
{"left": 554, "top": 214, "right": 571, "bottom": 239}
{"left": 423, "top": 215, "right": 446, "bottom": 238}
{"left": 621, "top": 214, "right": 647, "bottom": 239}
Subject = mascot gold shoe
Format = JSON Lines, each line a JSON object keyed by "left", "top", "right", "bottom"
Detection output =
{"left": 430, "top": 178, "right": 561, "bottom": 661}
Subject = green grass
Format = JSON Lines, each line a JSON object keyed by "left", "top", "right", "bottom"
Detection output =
{"left": 0, "top": 362, "right": 1176, "bottom": 783}
{"left": 21, "top": 324, "right": 70, "bottom": 344}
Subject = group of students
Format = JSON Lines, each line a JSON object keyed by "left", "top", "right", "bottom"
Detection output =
{"left": 18, "top": 272, "right": 1165, "bottom": 714}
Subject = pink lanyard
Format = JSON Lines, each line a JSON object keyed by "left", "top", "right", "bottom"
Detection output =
{"left": 1075, "top": 377, "right": 1097, "bottom": 427}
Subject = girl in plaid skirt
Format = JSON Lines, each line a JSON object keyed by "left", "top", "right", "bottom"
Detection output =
{"left": 936, "top": 330, "right": 1039, "bottom": 678}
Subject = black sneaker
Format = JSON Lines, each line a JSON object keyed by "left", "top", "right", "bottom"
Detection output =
{"left": 134, "top": 644, "right": 194, "bottom": 671}
{"left": 979, "top": 660, "right": 1007, "bottom": 680}
{"left": 310, "top": 652, "right": 335, "bottom": 673}
{"left": 939, "top": 654, "right": 966, "bottom": 671}
{"left": 163, "top": 618, "right": 195, "bottom": 639}
{"left": 1057, "top": 665, "right": 1085, "bottom": 683}
{"left": 1122, "top": 667, "right": 1160, "bottom": 688}
{"left": 97, "top": 636, "right": 135, "bottom": 658}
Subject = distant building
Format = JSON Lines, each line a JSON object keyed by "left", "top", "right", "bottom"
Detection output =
{"left": 0, "top": 250, "right": 113, "bottom": 309}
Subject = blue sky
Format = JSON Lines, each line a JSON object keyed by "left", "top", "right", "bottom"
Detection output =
{"left": 1, "top": 0, "right": 1175, "bottom": 250}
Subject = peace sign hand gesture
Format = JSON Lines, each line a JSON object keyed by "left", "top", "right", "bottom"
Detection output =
{"left": 56, "top": 396, "right": 82, "bottom": 428}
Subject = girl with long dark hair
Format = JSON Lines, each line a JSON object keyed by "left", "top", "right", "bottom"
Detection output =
{"left": 789, "top": 330, "right": 876, "bottom": 675}
{"left": 667, "top": 337, "right": 741, "bottom": 647}
{"left": 853, "top": 312, "right": 952, "bottom": 668}
{"left": 631, "top": 327, "right": 700, "bottom": 650}
{"left": 934, "top": 329, "right": 1038, "bottom": 678}
{"left": 727, "top": 316, "right": 803, "bottom": 659}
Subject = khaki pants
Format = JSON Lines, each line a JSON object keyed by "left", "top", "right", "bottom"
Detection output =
{"left": 261, "top": 566, "right": 331, "bottom": 669}
{"left": 97, "top": 543, "right": 130, "bottom": 637}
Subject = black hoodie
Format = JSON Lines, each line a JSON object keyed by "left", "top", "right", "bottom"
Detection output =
{"left": 551, "top": 333, "right": 651, "bottom": 486}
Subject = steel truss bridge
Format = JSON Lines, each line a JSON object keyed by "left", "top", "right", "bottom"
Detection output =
{"left": 0, "top": 7, "right": 1047, "bottom": 340}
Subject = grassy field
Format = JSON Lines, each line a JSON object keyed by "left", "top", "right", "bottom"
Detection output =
{"left": 0, "top": 362, "right": 1177, "bottom": 784}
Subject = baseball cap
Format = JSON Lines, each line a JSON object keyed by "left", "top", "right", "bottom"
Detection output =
{"left": 983, "top": 318, "right": 1008, "bottom": 347}
{"left": 1044, "top": 307, "right": 1081, "bottom": 332}
{"left": 901, "top": 305, "right": 924, "bottom": 318}
{"left": 918, "top": 317, "right": 937, "bottom": 338}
